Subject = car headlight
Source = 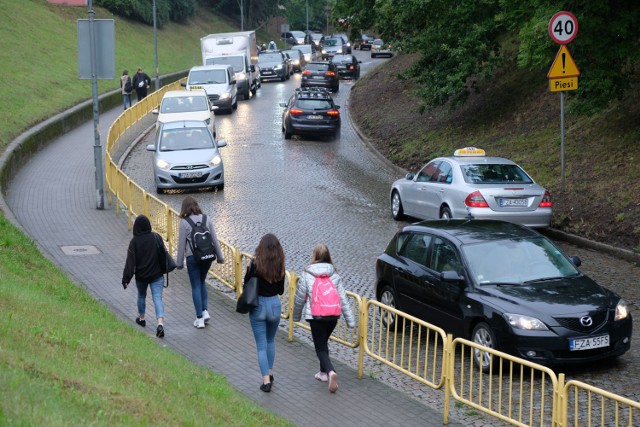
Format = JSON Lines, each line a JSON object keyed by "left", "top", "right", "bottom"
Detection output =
{"left": 503, "top": 313, "right": 549, "bottom": 331}
{"left": 156, "top": 159, "right": 170, "bottom": 170}
{"left": 322, "top": 49, "right": 327, "bottom": 54}
{"left": 209, "top": 155, "right": 222, "bottom": 166}
{"left": 237, "top": 72, "right": 246, "bottom": 80}
{"left": 274, "top": 64, "right": 283, "bottom": 70}
{"left": 219, "top": 92, "right": 231, "bottom": 100}
{"left": 615, "top": 299, "right": 630, "bottom": 321}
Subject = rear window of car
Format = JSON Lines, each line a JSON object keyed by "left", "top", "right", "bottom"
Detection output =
{"left": 332, "top": 55, "right": 351, "bottom": 63}
{"left": 160, "top": 96, "right": 208, "bottom": 113}
{"left": 258, "top": 53, "right": 283, "bottom": 62}
{"left": 461, "top": 164, "right": 533, "bottom": 184}
{"left": 306, "top": 63, "right": 330, "bottom": 71}
{"left": 296, "top": 99, "right": 334, "bottom": 110}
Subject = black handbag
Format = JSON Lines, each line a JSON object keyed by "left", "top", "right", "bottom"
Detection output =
{"left": 236, "top": 276, "right": 259, "bottom": 314}
{"left": 155, "top": 234, "right": 177, "bottom": 287}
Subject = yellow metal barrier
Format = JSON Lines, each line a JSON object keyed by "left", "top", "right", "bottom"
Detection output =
{"left": 560, "top": 375, "right": 640, "bottom": 427}
{"left": 448, "top": 337, "right": 558, "bottom": 427}
{"left": 104, "top": 78, "right": 640, "bottom": 427}
{"left": 358, "top": 298, "right": 448, "bottom": 391}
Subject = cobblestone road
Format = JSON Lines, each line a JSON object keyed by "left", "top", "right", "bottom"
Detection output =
{"left": 122, "top": 50, "right": 640, "bottom": 425}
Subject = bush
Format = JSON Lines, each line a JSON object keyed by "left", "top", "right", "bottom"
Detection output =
{"left": 96, "top": 0, "right": 196, "bottom": 26}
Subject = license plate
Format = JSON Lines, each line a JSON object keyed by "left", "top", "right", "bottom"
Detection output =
{"left": 307, "top": 115, "right": 323, "bottom": 120}
{"left": 570, "top": 335, "right": 609, "bottom": 351}
{"left": 179, "top": 171, "right": 202, "bottom": 179}
{"left": 499, "top": 198, "right": 528, "bottom": 207}
{"left": 312, "top": 76, "right": 324, "bottom": 79}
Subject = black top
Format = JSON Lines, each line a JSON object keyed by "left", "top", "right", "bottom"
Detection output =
{"left": 122, "top": 215, "right": 163, "bottom": 284}
{"left": 243, "top": 262, "right": 285, "bottom": 297}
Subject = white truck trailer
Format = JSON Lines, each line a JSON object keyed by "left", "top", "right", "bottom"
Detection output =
{"left": 201, "top": 31, "right": 260, "bottom": 100}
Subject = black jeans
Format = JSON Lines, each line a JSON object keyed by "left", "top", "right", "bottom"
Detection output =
{"left": 309, "top": 319, "right": 338, "bottom": 373}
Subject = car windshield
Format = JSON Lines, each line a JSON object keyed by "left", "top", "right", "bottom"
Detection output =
{"left": 259, "top": 53, "right": 283, "bottom": 63}
{"left": 291, "top": 31, "right": 305, "bottom": 38}
{"left": 298, "top": 45, "right": 312, "bottom": 54}
{"left": 189, "top": 69, "right": 227, "bottom": 85}
{"left": 204, "top": 56, "right": 244, "bottom": 73}
{"left": 296, "top": 99, "right": 333, "bottom": 110}
{"left": 332, "top": 55, "right": 351, "bottom": 63}
{"left": 324, "top": 38, "right": 341, "bottom": 47}
{"left": 462, "top": 237, "right": 580, "bottom": 285}
{"left": 460, "top": 163, "right": 533, "bottom": 184}
{"left": 160, "top": 96, "right": 208, "bottom": 114}
{"left": 159, "top": 128, "right": 214, "bottom": 151}
{"left": 311, "top": 33, "right": 323, "bottom": 40}
{"left": 306, "top": 63, "right": 329, "bottom": 71}
{"left": 284, "top": 50, "right": 300, "bottom": 59}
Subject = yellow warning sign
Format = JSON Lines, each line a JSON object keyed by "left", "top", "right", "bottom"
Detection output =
{"left": 547, "top": 45, "right": 580, "bottom": 78}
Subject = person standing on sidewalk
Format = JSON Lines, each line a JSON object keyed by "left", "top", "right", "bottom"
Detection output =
{"left": 132, "top": 67, "right": 151, "bottom": 102}
{"left": 293, "top": 243, "right": 356, "bottom": 393}
{"left": 121, "top": 215, "right": 167, "bottom": 338}
{"left": 120, "top": 69, "right": 132, "bottom": 110}
{"left": 244, "top": 233, "right": 286, "bottom": 393}
{"left": 176, "top": 196, "right": 224, "bottom": 329}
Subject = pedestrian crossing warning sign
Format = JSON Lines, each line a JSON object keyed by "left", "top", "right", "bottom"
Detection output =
{"left": 548, "top": 45, "right": 580, "bottom": 79}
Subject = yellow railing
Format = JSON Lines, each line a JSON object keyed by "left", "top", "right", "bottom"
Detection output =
{"left": 105, "top": 83, "right": 639, "bottom": 427}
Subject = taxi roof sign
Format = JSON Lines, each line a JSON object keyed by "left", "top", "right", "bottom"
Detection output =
{"left": 454, "top": 147, "right": 486, "bottom": 157}
{"left": 547, "top": 45, "right": 580, "bottom": 79}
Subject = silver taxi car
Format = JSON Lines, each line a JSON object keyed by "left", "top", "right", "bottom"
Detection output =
{"left": 390, "top": 148, "right": 552, "bottom": 228}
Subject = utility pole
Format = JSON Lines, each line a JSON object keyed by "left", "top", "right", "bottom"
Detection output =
{"left": 153, "top": 0, "right": 159, "bottom": 90}
{"left": 87, "top": 0, "right": 104, "bottom": 209}
{"left": 241, "top": 0, "right": 244, "bottom": 31}
{"left": 306, "top": 0, "right": 309, "bottom": 32}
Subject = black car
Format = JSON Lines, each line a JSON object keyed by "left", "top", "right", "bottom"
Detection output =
{"left": 375, "top": 220, "right": 632, "bottom": 371}
{"left": 331, "top": 54, "right": 361, "bottom": 80}
{"left": 279, "top": 87, "right": 341, "bottom": 140}
{"left": 356, "top": 34, "right": 376, "bottom": 50}
{"left": 257, "top": 51, "right": 291, "bottom": 81}
{"left": 301, "top": 61, "right": 339, "bottom": 92}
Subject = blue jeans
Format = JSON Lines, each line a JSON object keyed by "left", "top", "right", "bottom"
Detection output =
{"left": 249, "top": 296, "right": 282, "bottom": 376}
{"left": 123, "top": 93, "right": 132, "bottom": 109}
{"left": 186, "top": 255, "right": 212, "bottom": 317}
{"left": 135, "top": 275, "right": 165, "bottom": 319}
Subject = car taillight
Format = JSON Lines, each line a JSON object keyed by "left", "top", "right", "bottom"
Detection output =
{"left": 327, "top": 110, "right": 340, "bottom": 116}
{"left": 348, "top": 65, "right": 354, "bottom": 70}
{"left": 465, "top": 191, "right": 489, "bottom": 208}
{"left": 538, "top": 190, "right": 553, "bottom": 208}
{"left": 325, "top": 71, "right": 336, "bottom": 77}
{"left": 289, "top": 108, "right": 304, "bottom": 115}
{"left": 302, "top": 70, "right": 312, "bottom": 75}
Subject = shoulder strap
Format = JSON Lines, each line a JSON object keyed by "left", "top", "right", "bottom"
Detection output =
{"left": 185, "top": 216, "right": 196, "bottom": 228}
{"left": 201, "top": 214, "right": 207, "bottom": 226}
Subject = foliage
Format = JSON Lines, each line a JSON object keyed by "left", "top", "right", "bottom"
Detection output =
{"left": 334, "top": 0, "right": 640, "bottom": 113}
{"left": 96, "top": 0, "right": 196, "bottom": 26}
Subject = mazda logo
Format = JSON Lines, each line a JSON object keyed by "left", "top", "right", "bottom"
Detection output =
{"left": 580, "top": 316, "right": 593, "bottom": 327}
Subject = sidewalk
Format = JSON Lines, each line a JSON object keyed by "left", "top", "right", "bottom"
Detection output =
{"left": 3, "top": 105, "right": 465, "bottom": 426}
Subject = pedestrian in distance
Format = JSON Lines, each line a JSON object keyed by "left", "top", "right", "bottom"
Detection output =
{"left": 121, "top": 215, "right": 167, "bottom": 338}
{"left": 120, "top": 69, "right": 132, "bottom": 110}
{"left": 176, "top": 196, "right": 224, "bottom": 329}
{"left": 132, "top": 67, "right": 151, "bottom": 102}
{"left": 244, "top": 233, "right": 286, "bottom": 393}
{"left": 293, "top": 243, "right": 356, "bottom": 393}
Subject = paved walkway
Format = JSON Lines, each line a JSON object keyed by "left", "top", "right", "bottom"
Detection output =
{"left": 3, "top": 105, "right": 465, "bottom": 426}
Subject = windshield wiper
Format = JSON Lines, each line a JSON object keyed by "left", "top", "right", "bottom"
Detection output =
{"left": 481, "top": 282, "right": 523, "bottom": 287}
{"left": 524, "top": 277, "right": 564, "bottom": 284}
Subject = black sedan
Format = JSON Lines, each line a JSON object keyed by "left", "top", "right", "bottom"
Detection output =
{"left": 301, "top": 61, "right": 339, "bottom": 93}
{"left": 331, "top": 54, "right": 361, "bottom": 80}
{"left": 375, "top": 220, "right": 632, "bottom": 371}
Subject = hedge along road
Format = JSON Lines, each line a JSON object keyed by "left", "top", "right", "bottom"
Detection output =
{"left": 121, "top": 49, "right": 640, "bottom": 411}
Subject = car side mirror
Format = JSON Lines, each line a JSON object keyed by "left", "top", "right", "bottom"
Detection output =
{"left": 569, "top": 256, "right": 582, "bottom": 267}
{"left": 279, "top": 103, "right": 288, "bottom": 108}
{"left": 180, "top": 82, "right": 186, "bottom": 87}
{"left": 216, "top": 139, "right": 227, "bottom": 148}
{"left": 211, "top": 105, "right": 219, "bottom": 111}
{"left": 250, "top": 65, "right": 255, "bottom": 72}
{"left": 406, "top": 173, "right": 414, "bottom": 180}
{"left": 336, "top": 105, "right": 341, "bottom": 109}
{"left": 152, "top": 108, "right": 159, "bottom": 115}
{"left": 146, "top": 144, "right": 155, "bottom": 151}
{"left": 441, "top": 270, "right": 464, "bottom": 283}
{"left": 230, "top": 79, "right": 236, "bottom": 85}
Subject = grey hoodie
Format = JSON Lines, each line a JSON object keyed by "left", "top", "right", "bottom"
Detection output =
{"left": 292, "top": 262, "right": 356, "bottom": 328}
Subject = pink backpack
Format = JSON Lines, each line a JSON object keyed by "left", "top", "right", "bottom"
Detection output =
{"left": 310, "top": 274, "right": 342, "bottom": 320}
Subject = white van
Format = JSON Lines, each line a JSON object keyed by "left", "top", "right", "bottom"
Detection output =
{"left": 184, "top": 65, "right": 238, "bottom": 114}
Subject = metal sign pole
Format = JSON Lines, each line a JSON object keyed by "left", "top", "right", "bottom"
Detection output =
{"left": 88, "top": 0, "right": 104, "bottom": 209}
{"left": 560, "top": 91, "right": 565, "bottom": 192}
{"left": 153, "top": 0, "right": 160, "bottom": 91}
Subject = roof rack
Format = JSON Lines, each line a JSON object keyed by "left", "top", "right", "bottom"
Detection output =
{"left": 294, "top": 87, "right": 332, "bottom": 98}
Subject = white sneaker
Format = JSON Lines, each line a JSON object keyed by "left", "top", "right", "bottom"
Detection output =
{"left": 328, "top": 371, "right": 338, "bottom": 393}
{"left": 202, "top": 310, "right": 211, "bottom": 324}
{"left": 193, "top": 318, "right": 205, "bottom": 329}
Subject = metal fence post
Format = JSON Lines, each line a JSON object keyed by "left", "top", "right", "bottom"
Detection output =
{"left": 357, "top": 296, "right": 367, "bottom": 379}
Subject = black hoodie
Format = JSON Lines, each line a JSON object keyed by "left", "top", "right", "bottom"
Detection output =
{"left": 122, "top": 215, "right": 163, "bottom": 285}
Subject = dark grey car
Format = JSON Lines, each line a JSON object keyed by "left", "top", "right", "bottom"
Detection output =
{"left": 258, "top": 51, "right": 291, "bottom": 81}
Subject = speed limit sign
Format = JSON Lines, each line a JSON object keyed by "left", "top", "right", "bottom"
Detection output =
{"left": 549, "top": 11, "right": 578, "bottom": 44}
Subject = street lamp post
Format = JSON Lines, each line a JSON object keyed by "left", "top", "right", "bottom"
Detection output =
{"left": 240, "top": 0, "right": 244, "bottom": 31}
{"left": 306, "top": 0, "right": 309, "bottom": 32}
{"left": 153, "top": 0, "right": 159, "bottom": 90}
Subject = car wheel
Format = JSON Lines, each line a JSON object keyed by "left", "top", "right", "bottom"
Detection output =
{"left": 371, "top": 54, "right": 376, "bottom": 58}
{"left": 284, "top": 125, "right": 292, "bottom": 140}
{"left": 379, "top": 286, "right": 398, "bottom": 329}
{"left": 244, "top": 88, "right": 251, "bottom": 100}
{"left": 440, "top": 206, "right": 452, "bottom": 220}
{"left": 280, "top": 75, "right": 286, "bottom": 82}
{"left": 472, "top": 323, "right": 497, "bottom": 373}
{"left": 156, "top": 187, "right": 164, "bottom": 195}
{"left": 216, "top": 183, "right": 224, "bottom": 191}
{"left": 332, "top": 128, "right": 341, "bottom": 140}
{"left": 333, "top": 85, "right": 339, "bottom": 93}
{"left": 391, "top": 191, "right": 405, "bottom": 220}
{"left": 232, "top": 98, "right": 238, "bottom": 110}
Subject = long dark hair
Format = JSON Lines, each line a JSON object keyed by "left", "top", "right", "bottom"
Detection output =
{"left": 310, "top": 243, "right": 333, "bottom": 265}
{"left": 254, "top": 233, "right": 285, "bottom": 284}
{"left": 179, "top": 196, "right": 203, "bottom": 218}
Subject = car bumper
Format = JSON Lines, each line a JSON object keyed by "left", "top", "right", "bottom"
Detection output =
{"left": 287, "top": 120, "right": 340, "bottom": 136}
{"left": 154, "top": 166, "right": 224, "bottom": 190}
{"left": 337, "top": 69, "right": 357, "bottom": 79}
{"left": 496, "top": 317, "right": 633, "bottom": 367}
{"left": 461, "top": 207, "right": 553, "bottom": 229}
{"left": 212, "top": 97, "right": 233, "bottom": 111}
{"left": 260, "top": 70, "right": 286, "bottom": 80}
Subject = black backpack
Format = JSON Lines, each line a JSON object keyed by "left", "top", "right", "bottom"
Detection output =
{"left": 124, "top": 77, "right": 132, "bottom": 93}
{"left": 185, "top": 215, "right": 217, "bottom": 263}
